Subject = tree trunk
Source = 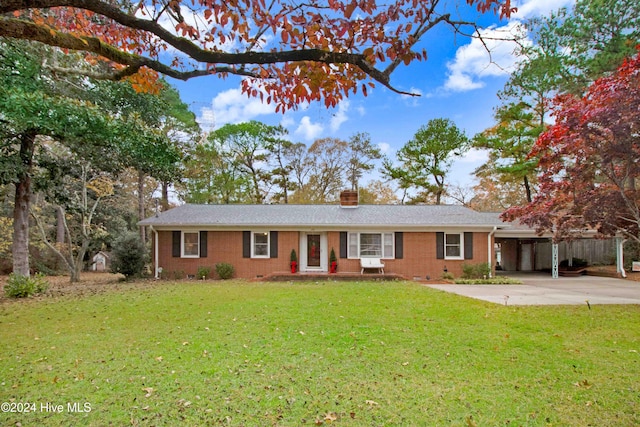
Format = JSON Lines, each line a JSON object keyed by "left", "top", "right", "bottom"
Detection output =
{"left": 161, "top": 181, "right": 170, "bottom": 211}
{"left": 138, "top": 170, "right": 146, "bottom": 243}
{"left": 56, "top": 206, "right": 65, "bottom": 244}
{"left": 12, "top": 130, "right": 36, "bottom": 277}
{"left": 524, "top": 175, "right": 532, "bottom": 203}
{"left": 435, "top": 190, "right": 443, "bottom": 205}
{"left": 70, "top": 239, "right": 91, "bottom": 283}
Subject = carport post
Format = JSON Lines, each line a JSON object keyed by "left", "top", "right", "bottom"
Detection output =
{"left": 616, "top": 237, "right": 627, "bottom": 278}
{"left": 552, "top": 242, "right": 559, "bottom": 279}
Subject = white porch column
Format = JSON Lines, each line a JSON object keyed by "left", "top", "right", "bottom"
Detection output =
{"left": 552, "top": 242, "right": 559, "bottom": 279}
{"left": 616, "top": 237, "right": 627, "bottom": 278}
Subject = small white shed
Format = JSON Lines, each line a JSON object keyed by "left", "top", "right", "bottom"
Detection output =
{"left": 91, "top": 251, "right": 110, "bottom": 271}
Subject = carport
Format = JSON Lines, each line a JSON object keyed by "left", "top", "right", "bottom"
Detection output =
{"left": 493, "top": 216, "right": 627, "bottom": 279}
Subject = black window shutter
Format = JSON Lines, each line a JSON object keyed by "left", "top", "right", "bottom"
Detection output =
{"left": 270, "top": 231, "right": 278, "bottom": 258}
{"left": 242, "top": 231, "right": 251, "bottom": 258}
{"left": 395, "top": 232, "right": 403, "bottom": 259}
{"left": 172, "top": 231, "right": 181, "bottom": 257}
{"left": 340, "top": 232, "right": 347, "bottom": 259}
{"left": 199, "top": 231, "right": 208, "bottom": 258}
{"left": 436, "top": 232, "right": 444, "bottom": 259}
{"left": 464, "top": 232, "right": 473, "bottom": 260}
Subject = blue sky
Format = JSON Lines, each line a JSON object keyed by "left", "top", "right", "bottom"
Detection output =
{"left": 168, "top": 0, "right": 575, "bottom": 191}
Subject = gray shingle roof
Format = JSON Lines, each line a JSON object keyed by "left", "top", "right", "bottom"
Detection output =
{"left": 139, "top": 204, "right": 507, "bottom": 229}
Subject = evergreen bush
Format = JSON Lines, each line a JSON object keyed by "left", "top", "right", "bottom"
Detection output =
{"left": 197, "top": 266, "right": 212, "bottom": 280}
{"left": 461, "top": 262, "right": 491, "bottom": 279}
{"left": 215, "top": 263, "right": 235, "bottom": 280}
{"left": 111, "top": 233, "right": 148, "bottom": 279}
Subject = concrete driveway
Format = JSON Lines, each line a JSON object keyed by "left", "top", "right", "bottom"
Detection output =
{"left": 426, "top": 273, "right": 640, "bottom": 306}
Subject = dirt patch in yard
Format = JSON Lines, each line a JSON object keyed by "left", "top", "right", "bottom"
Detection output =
{"left": 0, "top": 272, "right": 161, "bottom": 303}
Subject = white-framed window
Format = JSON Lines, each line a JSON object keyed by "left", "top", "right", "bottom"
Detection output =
{"left": 360, "top": 233, "right": 382, "bottom": 257}
{"left": 252, "top": 231, "right": 270, "bottom": 258}
{"left": 182, "top": 231, "right": 200, "bottom": 258}
{"left": 348, "top": 232, "right": 394, "bottom": 259}
{"left": 444, "top": 232, "right": 463, "bottom": 260}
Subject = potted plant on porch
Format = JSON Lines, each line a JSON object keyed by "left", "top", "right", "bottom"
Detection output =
{"left": 329, "top": 248, "right": 338, "bottom": 273}
{"left": 290, "top": 249, "right": 298, "bottom": 273}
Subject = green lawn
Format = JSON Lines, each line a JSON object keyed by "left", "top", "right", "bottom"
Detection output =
{"left": 1, "top": 280, "right": 639, "bottom": 426}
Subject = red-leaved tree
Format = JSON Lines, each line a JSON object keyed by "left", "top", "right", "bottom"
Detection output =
{"left": 503, "top": 49, "right": 640, "bottom": 247}
{"left": 1, "top": 0, "right": 515, "bottom": 109}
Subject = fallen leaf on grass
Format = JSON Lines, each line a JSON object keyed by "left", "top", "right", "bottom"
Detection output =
{"left": 177, "top": 398, "right": 192, "bottom": 408}
{"left": 143, "top": 387, "right": 154, "bottom": 397}
{"left": 365, "top": 400, "right": 379, "bottom": 406}
{"left": 324, "top": 412, "right": 338, "bottom": 422}
{"left": 574, "top": 379, "right": 592, "bottom": 389}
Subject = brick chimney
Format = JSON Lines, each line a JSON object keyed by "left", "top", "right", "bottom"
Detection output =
{"left": 339, "top": 190, "right": 358, "bottom": 207}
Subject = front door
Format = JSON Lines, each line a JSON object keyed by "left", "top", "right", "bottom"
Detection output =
{"left": 300, "top": 232, "right": 327, "bottom": 272}
{"left": 307, "top": 234, "right": 321, "bottom": 268}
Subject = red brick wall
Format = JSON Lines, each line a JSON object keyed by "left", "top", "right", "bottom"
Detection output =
{"left": 154, "top": 230, "right": 299, "bottom": 279}
{"left": 387, "top": 232, "right": 490, "bottom": 279}
{"left": 153, "top": 230, "right": 492, "bottom": 280}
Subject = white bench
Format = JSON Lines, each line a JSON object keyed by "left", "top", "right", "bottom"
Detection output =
{"left": 360, "top": 258, "right": 385, "bottom": 274}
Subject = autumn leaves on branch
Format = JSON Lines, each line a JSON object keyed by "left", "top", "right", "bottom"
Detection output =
{"left": 0, "top": 0, "right": 513, "bottom": 109}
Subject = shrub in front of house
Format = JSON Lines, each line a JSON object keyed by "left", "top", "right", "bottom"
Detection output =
{"left": 441, "top": 272, "right": 455, "bottom": 280}
{"left": 454, "top": 277, "right": 522, "bottom": 285}
{"left": 215, "top": 263, "right": 235, "bottom": 280}
{"left": 197, "top": 266, "right": 212, "bottom": 280}
{"left": 111, "top": 233, "right": 148, "bottom": 279}
{"left": 4, "top": 273, "right": 49, "bottom": 298}
{"left": 461, "top": 262, "right": 491, "bottom": 279}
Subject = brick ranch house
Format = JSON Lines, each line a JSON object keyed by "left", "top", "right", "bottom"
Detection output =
{"left": 139, "top": 191, "right": 507, "bottom": 280}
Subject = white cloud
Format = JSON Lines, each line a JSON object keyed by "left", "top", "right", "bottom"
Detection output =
{"left": 197, "top": 87, "right": 277, "bottom": 130}
{"left": 294, "top": 116, "right": 324, "bottom": 141}
{"left": 459, "top": 148, "right": 489, "bottom": 164}
{"left": 280, "top": 114, "right": 295, "bottom": 128}
{"left": 515, "top": 0, "right": 575, "bottom": 20}
{"left": 444, "top": 21, "right": 524, "bottom": 92}
{"left": 330, "top": 100, "right": 350, "bottom": 132}
{"left": 443, "top": 0, "right": 576, "bottom": 93}
{"left": 378, "top": 142, "right": 391, "bottom": 154}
